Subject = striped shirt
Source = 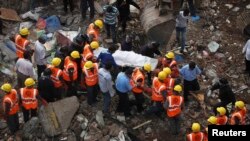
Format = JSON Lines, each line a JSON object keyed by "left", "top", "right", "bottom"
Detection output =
{"left": 103, "top": 5, "right": 119, "bottom": 25}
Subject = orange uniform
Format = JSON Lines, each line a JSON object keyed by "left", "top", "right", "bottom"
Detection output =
{"left": 164, "top": 77, "right": 175, "bottom": 96}
{"left": 162, "top": 59, "right": 179, "bottom": 78}
{"left": 48, "top": 65, "right": 63, "bottom": 88}
{"left": 230, "top": 107, "right": 247, "bottom": 125}
{"left": 166, "top": 95, "right": 183, "bottom": 117}
{"left": 20, "top": 88, "right": 38, "bottom": 110}
{"left": 217, "top": 115, "right": 228, "bottom": 125}
{"left": 3, "top": 89, "right": 19, "bottom": 115}
{"left": 186, "top": 132, "right": 205, "bottom": 141}
{"left": 82, "top": 63, "right": 99, "bottom": 86}
{"left": 151, "top": 77, "right": 166, "bottom": 102}
{"left": 131, "top": 68, "right": 145, "bottom": 94}
{"left": 15, "top": 34, "right": 30, "bottom": 58}
{"left": 87, "top": 23, "right": 99, "bottom": 41}
{"left": 63, "top": 56, "right": 78, "bottom": 81}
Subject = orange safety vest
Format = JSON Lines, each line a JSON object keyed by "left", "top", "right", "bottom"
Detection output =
{"left": 15, "top": 34, "right": 30, "bottom": 58}
{"left": 162, "top": 59, "right": 179, "bottom": 78}
{"left": 47, "top": 65, "right": 63, "bottom": 88}
{"left": 82, "top": 63, "right": 98, "bottom": 86}
{"left": 81, "top": 45, "right": 94, "bottom": 68}
{"left": 3, "top": 89, "right": 19, "bottom": 115}
{"left": 87, "top": 23, "right": 99, "bottom": 41}
{"left": 186, "top": 132, "right": 205, "bottom": 141}
{"left": 151, "top": 77, "right": 166, "bottom": 102}
{"left": 164, "top": 77, "right": 175, "bottom": 96}
{"left": 131, "top": 68, "right": 145, "bottom": 94}
{"left": 204, "top": 128, "right": 208, "bottom": 141}
{"left": 230, "top": 107, "right": 247, "bottom": 125}
{"left": 217, "top": 115, "right": 228, "bottom": 125}
{"left": 166, "top": 95, "right": 183, "bottom": 117}
{"left": 63, "top": 56, "right": 78, "bottom": 82}
{"left": 20, "top": 88, "right": 38, "bottom": 110}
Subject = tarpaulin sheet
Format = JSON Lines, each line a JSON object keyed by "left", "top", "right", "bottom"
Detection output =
{"left": 94, "top": 47, "right": 158, "bottom": 69}
{"left": 56, "top": 30, "right": 78, "bottom": 47}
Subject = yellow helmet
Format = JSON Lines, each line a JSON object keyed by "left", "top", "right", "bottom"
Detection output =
{"left": 143, "top": 64, "right": 151, "bottom": 72}
{"left": 94, "top": 19, "right": 103, "bottom": 29}
{"left": 84, "top": 61, "right": 94, "bottom": 69}
{"left": 90, "top": 41, "right": 99, "bottom": 49}
{"left": 217, "top": 107, "right": 226, "bottom": 116}
{"left": 207, "top": 116, "right": 217, "bottom": 124}
{"left": 165, "top": 52, "right": 175, "bottom": 59}
{"left": 191, "top": 123, "right": 200, "bottom": 132}
{"left": 163, "top": 67, "right": 171, "bottom": 76}
{"left": 25, "top": 78, "right": 35, "bottom": 87}
{"left": 1, "top": 83, "right": 12, "bottom": 93}
{"left": 19, "top": 27, "right": 30, "bottom": 36}
{"left": 174, "top": 85, "right": 182, "bottom": 93}
{"left": 158, "top": 71, "right": 166, "bottom": 81}
{"left": 235, "top": 101, "right": 245, "bottom": 109}
{"left": 70, "top": 51, "right": 80, "bottom": 59}
{"left": 51, "top": 57, "right": 61, "bottom": 67}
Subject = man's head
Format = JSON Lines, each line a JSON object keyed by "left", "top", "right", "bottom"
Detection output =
{"left": 38, "top": 35, "right": 47, "bottom": 44}
{"left": 125, "top": 68, "right": 134, "bottom": 78}
{"left": 1, "top": 83, "right": 12, "bottom": 93}
{"left": 70, "top": 51, "right": 80, "bottom": 60}
{"left": 219, "top": 78, "right": 228, "bottom": 85}
{"left": 108, "top": 44, "right": 118, "bottom": 54}
{"left": 90, "top": 41, "right": 99, "bottom": 50}
{"left": 106, "top": 5, "right": 113, "bottom": 13}
{"left": 23, "top": 51, "right": 31, "bottom": 60}
{"left": 189, "top": 61, "right": 196, "bottom": 70}
{"left": 165, "top": 52, "right": 175, "bottom": 61}
{"left": 183, "top": 9, "right": 190, "bottom": 17}
{"left": 151, "top": 42, "right": 160, "bottom": 49}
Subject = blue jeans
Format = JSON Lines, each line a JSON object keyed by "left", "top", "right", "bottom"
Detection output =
{"left": 81, "top": 0, "right": 95, "bottom": 19}
{"left": 168, "top": 115, "right": 182, "bottom": 135}
{"left": 102, "top": 91, "right": 111, "bottom": 113}
{"left": 176, "top": 27, "right": 186, "bottom": 51}
{"left": 105, "top": 23, "right": 117, "bottom": 43}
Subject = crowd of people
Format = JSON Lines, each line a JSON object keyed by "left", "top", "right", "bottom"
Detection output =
{"left": 0, "top": 0, "right": 248, "bottom": 140}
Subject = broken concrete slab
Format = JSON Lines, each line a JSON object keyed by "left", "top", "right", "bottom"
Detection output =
{"left": 208, "top": 41, "right": 219, "bottom": 52}
{"left": 39, "top": 96, "right": 79, "bottom": 137}
{"left": 94, "top": 1, "right": 104, "bottom": 14}
{"left": 96, "top": 111, "right": 105, "bottom": 127}
{"left": 0, "top": 8, "right": 21, "bottom": 21}
{"left": 0, "top": 119, "right": 7, "bottom": 130}
{"left": 22, "top": 117, "right": 40, "bottom": 139}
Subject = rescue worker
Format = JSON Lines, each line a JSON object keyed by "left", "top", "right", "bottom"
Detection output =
{"left": 163, "top": 67, "right": 175, "bottom": 96}
{"left": 164, "top": 85, "right": 184, "bottom": 135}
{"left": 209, "top": 78, "right": 236, "bottom": 115}
{"left": 130, "top": 64, "right": 151, "bottom": 113}
{"left": 230, "top": 101, "right": 247, "bottom": 125}
{"left": 12, "top": 27, "right": 32, "bottom": 59}
{"left": 20, "top": 78, "right": 47, "bottom": 122}
{"left": 63, "top": 51, "right": 79, "bottom": 97}
{"left": 145, "top": 71, "right": 167, "bottom": 117}
{"left": 186, "top": 123, "right": 205, "bottom": 141}
{"left": 204, "top": 116, "right": 217, "bottom": 141}
{"left": 82, "top": 41, "right": 100, "bottom": 68}
{"left": 1, "top": 83, "right": 20, "bottom": 135}
{"left": 87, "top": 19, "right": 103, "bottom": 42}
{"left": 161, "top": 52, "right": 179, "bottom": 78}
{"left": 82, "top": 61, "right": 99, "bottom": 106}
{"left": 47, "top": 58, "right": 65, "bottom": 100}
{"left": 216, "top": 107, "right": 228, "bottom": 125}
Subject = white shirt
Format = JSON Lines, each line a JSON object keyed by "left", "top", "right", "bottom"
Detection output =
{"left": 34, "top": 40, "right": 46, "bottom": 65}
{"left": 242, "top": 39, "right": 250, "bottom": 61}
{"left": 15, "top": 58, "right": 35, "bottom": 78}
{"left": 98, "top": 68, "right": 115, "bottom": 96}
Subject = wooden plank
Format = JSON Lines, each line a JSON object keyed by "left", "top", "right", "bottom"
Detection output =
{"left": 0, "top": 8, "right": 21, "bottom": 22}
